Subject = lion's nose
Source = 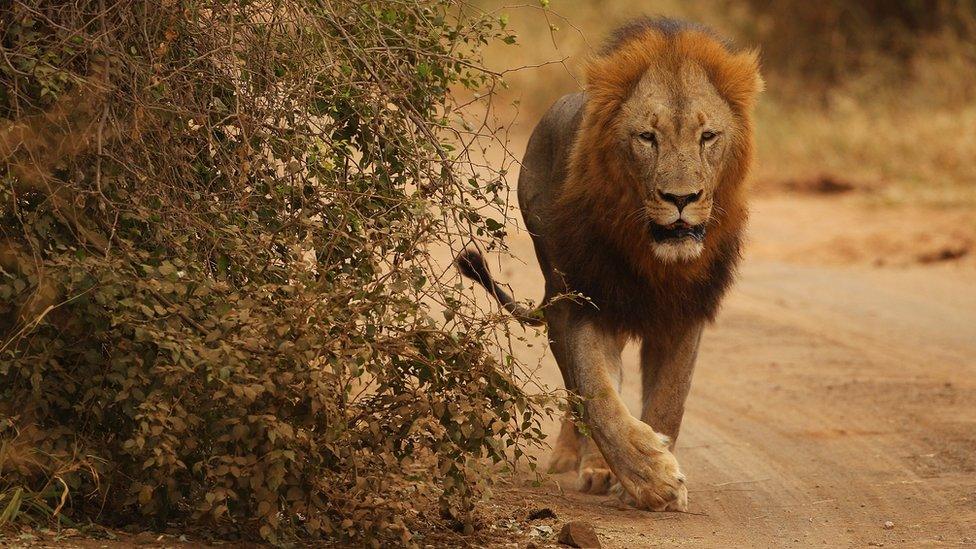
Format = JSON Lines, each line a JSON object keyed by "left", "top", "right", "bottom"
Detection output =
{"left": 658, "top": 189, "right": 703, "bottom": 212}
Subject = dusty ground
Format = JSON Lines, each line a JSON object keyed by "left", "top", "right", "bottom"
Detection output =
{"left": 479, "top": 190, "right": 976, "bottom": 548}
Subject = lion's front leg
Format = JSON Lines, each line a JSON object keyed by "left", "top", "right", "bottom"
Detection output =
{"left": 639, "top": 323, "right": 704, "bottom": 446}
{"left": 550, "top": 315, "right": 688, "bottom": 511}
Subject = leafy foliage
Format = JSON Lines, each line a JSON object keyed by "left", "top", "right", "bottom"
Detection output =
{"left": 0, "top": 0, "right": 547, "bottom": 544}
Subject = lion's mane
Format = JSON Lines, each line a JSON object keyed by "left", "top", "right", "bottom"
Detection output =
{"left": 549, "top": 18, "right": 763, "bottom": 336}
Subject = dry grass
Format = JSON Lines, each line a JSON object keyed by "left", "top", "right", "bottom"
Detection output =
{"left": 755, "top": 95, "right": 976, "bottom": 206}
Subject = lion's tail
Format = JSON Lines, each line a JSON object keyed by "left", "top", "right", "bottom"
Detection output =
{"left": 454, "top": 248, "right": 545, "bottom": 326}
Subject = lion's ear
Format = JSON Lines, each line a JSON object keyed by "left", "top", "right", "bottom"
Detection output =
{"left": 715, "top": 48, "right": 764, "bottom": 112}
{"left": 584, "top": 29, "right": 667, "bottom": 107}
{"left": 743, "top": 49, "right": 766, "bottom": 96}
{"left": 583, "top": 46, "right": 657, "bottom": 107}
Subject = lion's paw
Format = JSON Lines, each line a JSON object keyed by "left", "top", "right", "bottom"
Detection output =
{"left": 578, "top": 464, "right": 616, "bottom": 494}
{"left": 577, "top": 450, "right": 616, "bottom": 494}
{"left": 611, "top": 480, "right": 686, "bottom": 511}
{"left": 601, "top": 420, "right": 688, "bottom": 511}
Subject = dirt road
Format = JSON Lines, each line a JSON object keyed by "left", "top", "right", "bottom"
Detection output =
{"left": 485, "top": 195, "right": 976, "bottom": 548}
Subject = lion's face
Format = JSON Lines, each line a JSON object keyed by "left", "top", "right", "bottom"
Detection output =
{"left": 617, "top": 63, "right": 736, "bottom": 263}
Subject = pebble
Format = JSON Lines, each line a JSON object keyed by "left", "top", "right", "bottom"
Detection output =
{"left": 557, "top": 521, "right": 602, "bottom": 548}
{"left": 883, "top": 521, "right": 895, "bottom": 530}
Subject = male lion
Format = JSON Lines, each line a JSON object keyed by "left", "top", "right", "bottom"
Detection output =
{"left": 457, "top": 18, "right": 762, "bottom": 511}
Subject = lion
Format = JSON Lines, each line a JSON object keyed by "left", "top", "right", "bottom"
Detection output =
{"left": 456, "top": 17, "right": 762, "bottom": 511}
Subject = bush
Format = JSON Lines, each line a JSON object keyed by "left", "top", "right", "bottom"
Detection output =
{"left": 0, "top": 0, "right": 547, "bottom": 544}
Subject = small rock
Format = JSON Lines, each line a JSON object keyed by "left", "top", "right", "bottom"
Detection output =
{"left": 527, "top": 507, "right": 558, "bottom": 521}
{"left": 558, "top": 521, "right": 602, "bottom": 548}
{"left": 883, "top": 521, "right": 895, "bottom": 530}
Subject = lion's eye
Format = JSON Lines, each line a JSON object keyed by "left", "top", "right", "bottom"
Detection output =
{"left": 701, "top": 131, "right": 717, "bottom": 143}
{"left": 638, "top": 131, "right": 657, "bottom": 145}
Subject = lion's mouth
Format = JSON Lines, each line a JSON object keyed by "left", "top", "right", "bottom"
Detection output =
{"left": 649, "top": 222, "right": 706, "bottom": 243}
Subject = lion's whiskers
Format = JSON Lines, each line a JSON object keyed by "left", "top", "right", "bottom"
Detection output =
{"left": 709, "top": 203, "right": 728, "bottom": 223}
{"left": 623, "top": 206, "right": 649, "bottom": 226}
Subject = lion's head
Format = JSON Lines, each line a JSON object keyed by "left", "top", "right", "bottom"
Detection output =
{"left": 561, "top": 19, "right": 763, "bottom": 268}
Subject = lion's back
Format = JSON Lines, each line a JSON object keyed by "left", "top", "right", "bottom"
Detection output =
{"left": 517, "top": 92, "right": 586, "bottom": 238}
